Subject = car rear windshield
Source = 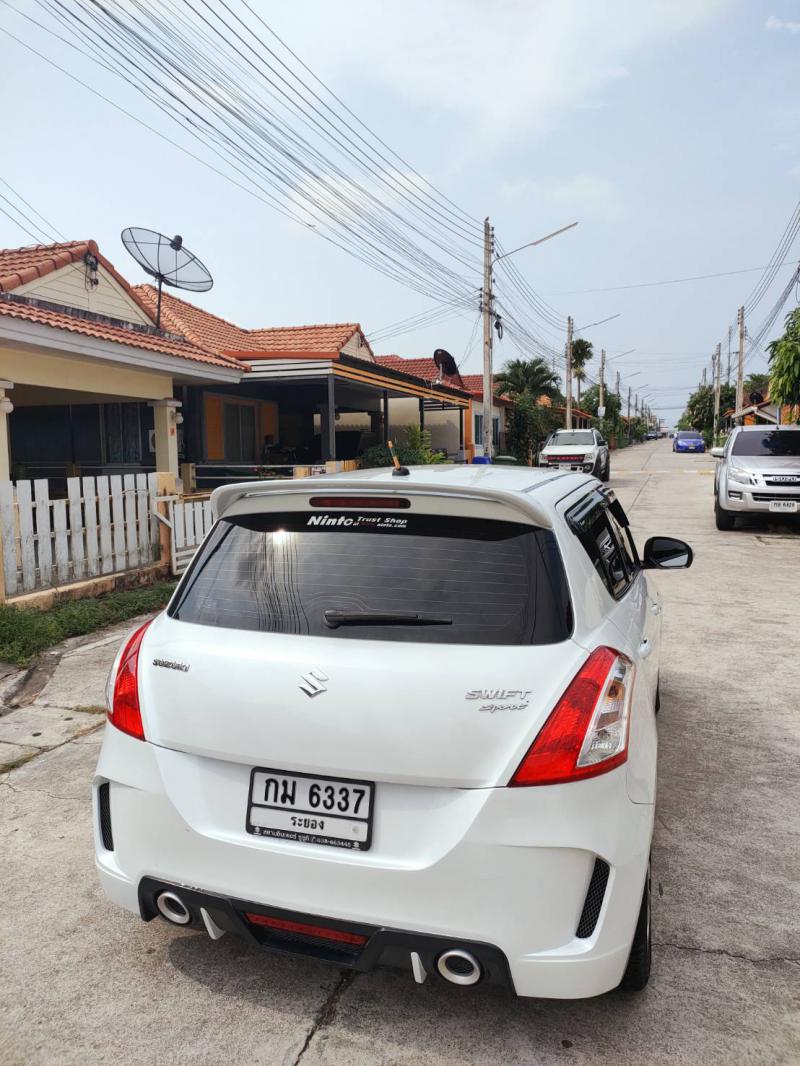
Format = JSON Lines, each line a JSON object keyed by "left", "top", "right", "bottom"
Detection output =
{"left": 550, "top": 431, "right": 594, "bottom": 446}
{"left": 676, "top": 431, "right": 702, "bottom": 440}
{"left": 169, "top": 511, "right": 573, "bottom": 646}
{"left": 732, "top": 431, "right": 800, "bottom": 457}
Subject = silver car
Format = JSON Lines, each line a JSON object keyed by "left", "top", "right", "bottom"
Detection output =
{"left": 711, "top": 425, "right": 800, "bottom": 530}
{"left": 539, "top": 428, "right": 610, "bottom": 481}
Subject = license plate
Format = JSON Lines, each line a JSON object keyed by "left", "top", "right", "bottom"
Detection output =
{"left": 769, "top": 500, "right": 798, "bottom": 513}
{"left": 246, "top": 768, "right": 374, "bottom": 851}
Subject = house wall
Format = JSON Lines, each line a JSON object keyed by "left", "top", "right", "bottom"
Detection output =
{"left": 1, "top": 344, "right": 171, "bottom": 400}
{"left": 340, "top": 333, "right": 373, "bottom": 361}
{"left": 13, "top": 262, "right": 153, "bottom": 325}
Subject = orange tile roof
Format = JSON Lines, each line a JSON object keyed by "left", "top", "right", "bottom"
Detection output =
{"left": 375, "top": 354, "right": 464, "bottom": 386}
{"left": 0, "top": 241, "right": 241, "bottom": 371}
{"left": 135, "top": 286, "right": 366, "bottom": 360}
{"left": 0, "top": 241, "right": 92, "bottom": 292}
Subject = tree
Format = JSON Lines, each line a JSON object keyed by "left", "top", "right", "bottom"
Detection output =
{"left": 570, "top": 338, "right": 593, "bottom": 405}
{"left": 767, "top": 307, "right": 800, "bottom": 412}
{"left": 743, "top": 372, "right": 769, "bottom": 400}
{"left": 494, "top": 357, "right": 560, "bottom": 400}
{"left": 580, "top": 383, "right": 623, "bottom": 441}
{"left": 679, "top": 383, "right": 735, "bottom": 441}
{"left": 505, "top": 393, "right": 561, "bottom": 466}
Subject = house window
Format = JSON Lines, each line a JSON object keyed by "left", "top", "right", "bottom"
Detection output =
{"left": 224, "top": 402, "right": 257, "bottom": 461}
{"left": 474, "top": 414, "right": 500, "bottom": 447}
{"left": 104, "top": 403, "right": 143, "bottom": 464}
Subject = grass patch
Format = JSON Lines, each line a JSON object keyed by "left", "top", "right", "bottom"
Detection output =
{"left": 0, "top": 581, "right": 177, "bottom": 668}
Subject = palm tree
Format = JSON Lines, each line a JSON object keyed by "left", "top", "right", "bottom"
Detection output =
{"left": 570, "top": 338, "right": 593, "bottom": 405}
{"left": 494, "top": 357, "right": 560, "bottom": 400}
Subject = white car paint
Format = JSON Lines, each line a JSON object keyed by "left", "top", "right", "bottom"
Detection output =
{"left": 94, "top": 466, "right": 688, "bottom": 999}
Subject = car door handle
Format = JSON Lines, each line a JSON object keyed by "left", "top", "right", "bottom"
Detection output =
{"left": 639, "top": 639, "right": 653, "bottom": 659}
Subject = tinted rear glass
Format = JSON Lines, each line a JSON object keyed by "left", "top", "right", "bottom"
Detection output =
{"left": 170, "top": 511, "right": 572, "bottom": 646}
{"left": 551, "top": 431, "right": 593, "bottom": 446}
{"left": 676, "top": 431, "right": 702, "bottom": 440}
{"left": 732, "top": 431, "right": 800, "bottom": 457}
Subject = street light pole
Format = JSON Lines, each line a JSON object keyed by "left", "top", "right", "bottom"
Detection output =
{"left": 481, "top": 217, "right": 494, "bottom": 459}
{"left": 565, "top": 315, "right": 574, "bottom": 429}
{"left": 481, "top": 218, "right": 579, "bottom": 459}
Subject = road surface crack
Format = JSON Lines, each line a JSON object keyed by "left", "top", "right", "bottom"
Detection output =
{"left": 292, "top": 971, "right": 356, "bottom": 1066}
{"left": 655, "top": 939, "right": 800, "bottom": 966}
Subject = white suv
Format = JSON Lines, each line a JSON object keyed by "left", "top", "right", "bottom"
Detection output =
{"left": 539, "top": 428, "right": 610, "bottom": 481}
{"left": 94, "top": 466, "right": 691, "bottom": 1000}
{"left": 712, "top": 425, "right": 800, "bottom": 529}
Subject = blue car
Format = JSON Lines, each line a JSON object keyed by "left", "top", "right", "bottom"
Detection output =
{"left": 673, "top": 430, "right": 706, "bottom": 453}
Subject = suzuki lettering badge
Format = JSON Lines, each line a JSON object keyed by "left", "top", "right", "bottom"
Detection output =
{"left": 300, "top": 668, "right": 329, "bottom": 698}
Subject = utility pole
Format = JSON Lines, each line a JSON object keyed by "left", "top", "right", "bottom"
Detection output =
{"left": 726, "top": 325, "right": 733, "bottom": 386}
{"left": 635, "top": 393, "right": 639, "bottom": 417}
{"left": 481, "top": 217, "right": 494, "bottom": 458}
{"left": 598, "top": 349, "right": 606, "bottom": 414}
{"left": 615, "top": 370, "right": 620, "bottom": 398}
{"left": 702, "top": 366, "right": 707, "bottom": 387}
{"left": 713, "top": 342, "right": 721, "bottom": 441}
{"left": 735, "top": 305, "right": 745, "bottom": 423}
{"left": 565, "top": 316, "right": 574, "bottom": 429}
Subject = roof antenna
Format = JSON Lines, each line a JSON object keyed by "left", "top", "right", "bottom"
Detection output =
{"left": 387, "top": 439, "right": 409, "bottom": 476}
{"left": 121, "top": 227, "right": 213, "bottom": 328}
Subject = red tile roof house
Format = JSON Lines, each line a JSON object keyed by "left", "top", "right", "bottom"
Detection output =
{"left": 0, "top": 239, "right": 470, "bottom": 493}
{"left": 373, "top": 357, "right": 515, "bottom": 459}
{"left": 132, "top": 288, "right": 470, "bottom": 490}
{"left": 0, "top": 240, "right": 243, "bottom": 486}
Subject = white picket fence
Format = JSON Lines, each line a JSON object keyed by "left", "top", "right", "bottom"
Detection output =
{"left": 0, "top": 474, "right": 161, "bottom": 598}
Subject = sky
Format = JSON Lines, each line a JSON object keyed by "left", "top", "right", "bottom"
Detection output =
{"left": 1, "top": 0, "right": 799, "bottom": 424}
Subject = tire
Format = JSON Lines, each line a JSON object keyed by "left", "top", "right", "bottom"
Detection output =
{"left": 655, "top": 679, "right": 661, "bottom": 716}
{"left": 602, "top": 457, "right": 610, "bottom": 483}
{"left": 618, "top": 864, "right": 652, "bottom": 992}
{"left": 715, "top": 496, "right": 736, "bottom": 531}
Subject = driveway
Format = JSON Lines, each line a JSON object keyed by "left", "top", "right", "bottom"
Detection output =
{"left": 1, "top": 440, "right": 798, "bottom": 1066}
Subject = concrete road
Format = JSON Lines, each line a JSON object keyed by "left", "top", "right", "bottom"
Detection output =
{"left": 1, "top": 440, "right": 798, "bottom": 1066}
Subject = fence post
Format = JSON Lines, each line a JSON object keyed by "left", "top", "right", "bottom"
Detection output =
{"left": 154, "top": 471, "right": 177, "bottom": 568}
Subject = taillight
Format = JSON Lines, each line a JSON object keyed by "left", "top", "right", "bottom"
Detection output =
{"left": 107, "top": 620, "right": 152, "bottom": 740}
{"left": 509, "top": 647, "right": 634, "bottom": 786}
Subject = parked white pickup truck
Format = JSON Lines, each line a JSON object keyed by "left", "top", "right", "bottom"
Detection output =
{"left": 539, "top": 428, "right": 610, "bottom": 481}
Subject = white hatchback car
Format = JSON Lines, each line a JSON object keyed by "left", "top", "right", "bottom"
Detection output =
{"left": 94, "top": 466, "right": 691, "bottom": 1000}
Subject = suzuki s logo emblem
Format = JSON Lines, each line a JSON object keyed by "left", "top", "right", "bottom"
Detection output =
{"left": 299, "top": 668, "right": 329, "bottom": 698}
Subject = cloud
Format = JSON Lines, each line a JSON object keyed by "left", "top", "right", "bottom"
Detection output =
{"left": 765, "top": 15, "right": 800, "bottom": 34}
{"left": 280, "top": 0, "right": 732, "bottom": 147}
{"left": 501, "top": 174, "right": 621, "bottom": 218}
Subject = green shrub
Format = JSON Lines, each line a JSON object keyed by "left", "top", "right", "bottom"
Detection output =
{"left": 360, "top": 426, "right": 445, "bottom": 467}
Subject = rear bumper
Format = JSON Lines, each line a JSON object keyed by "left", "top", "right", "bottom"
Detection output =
{"left": 94, "top": 728, "right": 653, "bottom": 1000}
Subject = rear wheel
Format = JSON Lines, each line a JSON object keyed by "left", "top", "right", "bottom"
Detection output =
{"left": 602, "top": 457, "right": 610, "bottom": 482}
{"left": 715, "top": 496, "right": 736, "bottom": 531}
{"left": 618, "top": 864, "right": 652, "bottom": 992}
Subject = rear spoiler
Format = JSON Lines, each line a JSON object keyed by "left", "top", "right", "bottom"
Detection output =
{"left": 211, "top": 476, "right": 555, "bottom": 530}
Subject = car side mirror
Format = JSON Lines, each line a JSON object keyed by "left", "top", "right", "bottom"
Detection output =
{"left": 710, "top": 447, "right": 724, "bottom": 458}
{"left": 643, "top": 536, "right": 693, "bottom": 570}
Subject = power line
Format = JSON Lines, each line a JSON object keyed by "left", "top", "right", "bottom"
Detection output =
{"left": 549, "top": 260, "right": 799, "bottom": 296}
{"left": 0, "top": 175, "right": 65, "bottom": 241}
{"left": 0, "top": 201, "right": 46, "bottom": 244}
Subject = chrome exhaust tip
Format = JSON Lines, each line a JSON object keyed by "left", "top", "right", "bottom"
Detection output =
{"left": 155, "top": 890, "right": 191, "bottom": 926}
{"left": 436, "top": 948, "right": 482, "bottom": 986}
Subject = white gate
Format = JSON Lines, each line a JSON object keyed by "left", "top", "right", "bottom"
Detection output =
{"left": 153, "top": 495, "right": 214, "bottom": 576}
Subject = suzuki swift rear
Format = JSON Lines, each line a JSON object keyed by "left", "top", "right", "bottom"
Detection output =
{"left": 94, "top": 467, "right": 685, "bottom": 998}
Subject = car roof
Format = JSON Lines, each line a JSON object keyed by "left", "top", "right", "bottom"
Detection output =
{"left": 212, "top": 466, "right": 596, "bottom": 524}
{"left": 734, "top": 424, "right": 800, "bottom": 432}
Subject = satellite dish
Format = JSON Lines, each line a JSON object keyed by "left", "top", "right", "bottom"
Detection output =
{"left": 121, "top": 227, "right": 213, "bottom": 328}
{"left": 433, "top": 348, "right": 458, "bottom": 378}
{"left": 749, "top": 390, "right": 764, "bottom": 406}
